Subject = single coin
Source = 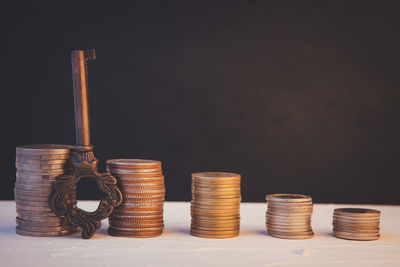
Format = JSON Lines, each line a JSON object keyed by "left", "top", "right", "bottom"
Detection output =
{"left": 118, "top": 183, "right": 165, "bottom": 192}
{"left": 107, "top": 167, "right": 162, "bottom": 174}
{"left": 14, "top": 188, "right": 52, "bottom": 197}
{"left": 192, "top": 172, "right": 240, "bottom": 179}
{"left": 191, "top": 208, "right": 239, "bottom": 215}
{"left": 333, "top": 220, "right": 380, "bottom": 228}
{"left": 17, "top": 213, "right": 68, "bottom": 222}
{"left": 267, "top": 225, "right": 312, "bottom": 232}
{"left": 16, "top": 227, "right": 76, "bottom": 237}
{"left": 108, "top": 228, "right": 163, "bottom": 238}
{"left": 16, "top": 217, "right": 70, "bottom": 227}
{"left": 266, "top": 212, "right": 312, "bottom": 219}
{"left": 17, "top": 224, "right": 76, "bottom": 232}
{"left": 191, "top": 215, "right": 240, "bottom": 221}
{"left": 267, "top": 201, "right": 313, "bottom": 207}
{"left": 107, "top": 159, "right": 161, "bottom": 169}
{"left": 15, "top": 195, "right": 51, "bottom": 202}
{"left": 266, "top": 194, "right": 312, "bottom": 203}
{"left": 113, "top": 207, "right": 164, "bottom": 213}
{"left": 15, "top": 200, "right": 51, "bottom": 207}
{"left": 111, "top": 172, "right": 163, "bottom": 178}
{"left": 192, "top": 188, "right": 241, "bottom": 195}
{"left": 268, "top": 231, "right": 314, "bottom": 240}
{"left": 109, "top": 222, "right": 164, "bottom": 229}
{"left": 333, "top": 231, "right": 380, "bottom": 241}
{"left": 108, "top": 225, "right": 164, "bottom": 231}
{"left": 16, "top": 153, "right": 72, "bottom": 160}
{"left": 16, "top": 144, "right": 74, "bottom": 155}
{"left": 333, "top": 229, "right": 380, "bottom": 237}
{"left": 109, "top": 214, "right": 163, "bottom": 220}
{"left": 192, "top": 194, "right": 242, "bottom": 200}
{"left": 192, "top": 185, "right": 241, "bottom": 191}
{"left": 332, "top": 214, "right": 380, "bottom": 223}
{"left": 14, "top": 182, "right": 53, "bottom": 190}
{"left": 16, "top": 162, "right": 72, "bottom": 170}
{"left": 16, "top": 169, "right": 72, "bottom": 176}
{"left": 190, "top": 228, "right": 240, "bottom": 237}
{"left": 117, "top": 176, "right": 164, "bottom": 183}
{"left": 334, "top": 208, "right": 381, "bottom": 217}
{"left": 110, "top": 211, "right": 163, "bottom": 218}
{"left": 191, "top": 203, "right": 239, "bottom": 211}
{"left": 192, "top": 182, "right": 241, "bottom": 188}
{"left": 266, "top": 218, "right": 311, "bottom": 227}
{"left": 16, "top": 158, "right": 71, "bottom": 165}
{"left": 192, "top": 221, "right": 240, "bottom": 228}
{"left": 16, "top": 205, "right": 53, "bottom": 212}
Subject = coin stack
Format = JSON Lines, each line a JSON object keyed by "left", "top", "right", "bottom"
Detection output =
{"left": 333, "top": 208, "right": 381, "bottom": 241}
{"left": 265, "top": 194, "right": 314, "bottom": 239}
{"left": 14, "top": 144, "right": 77, "bottom": 237}
{"left": 190, "top": 172, "right": 241, "bottom": 238}
{"left": 107, "top": 159, "right": 165, "bottom": 238}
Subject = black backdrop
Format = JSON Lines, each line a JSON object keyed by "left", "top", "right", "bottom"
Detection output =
{"left": 1, "top": 1, "right": 399, "bottom": 204}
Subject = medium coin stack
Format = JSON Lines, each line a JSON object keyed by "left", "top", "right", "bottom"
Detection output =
{"left": 190, "top": 172, "right": 241, "bottom": 238}
{"left": 107, "top": 159, "right": 165, "bottom": 238}
{"left": 14, "top": 144, "right": 77, "bottom": 237}
{"left": 333, "top": 208, "right": 381, "bottom": 241}
{"left": 266, "top": 194, "right": 314, "bottom": 239}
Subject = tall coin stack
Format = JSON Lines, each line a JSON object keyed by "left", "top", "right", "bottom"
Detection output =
{"left": 15, "top": 144, "right": 77, "bottom": 237}
{"left": 190, "top": 172, "right": 241, "bottom": 238}
{"left": 107, "top": 159, "right": 165, "bottom": 238}
{"left": 333, "top": 208, "right": 381, "bottom": 241}
{"left": 266, "top": 194, "right": 314, "bottom": 239}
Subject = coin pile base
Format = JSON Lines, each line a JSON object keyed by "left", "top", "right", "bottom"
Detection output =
{"left": 107, "top": 159, "right": 165, "bottom": 238}
{"left": 266, "top": 194, "right": 314, "bottom": 240}
{"left": 190, "top": 172, "right": 241, "bottom": 239}
{"left": 333, "top": 208, "right": 381, "bottom": 241}
{"left": 14, "top": 145, "right": 77, "bottom": 237}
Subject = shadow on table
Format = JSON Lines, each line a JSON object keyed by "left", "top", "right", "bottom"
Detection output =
{"left": 163, "top": 227, "right": 190, "bottom": 235}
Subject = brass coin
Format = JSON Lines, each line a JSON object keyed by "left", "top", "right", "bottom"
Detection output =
{"left": 15, "top": 200, "right": 50, "bottom": 207}
{"left": 17, "top": 213, "right": 68, "bottom": 222}
{"left": 110, "top": 211, "right": 163, "bottom": 218}
{"left": 14, "top": 188, "right": 52, "bottom": 196}
{"left": 266, "top": 194, "right": 312, "bottom": 203}
{"left": 108, "top": 228, "right": 163, "bottom": 238}
{"left": 16, "top": 154, "right": 72, "bottom": 160}
{"left": 111, "top": 172, "right": 163, "bottom": 178}
{"left": 16, "top": 205, "right": 53, "bottom": 212}
{"left": 109, "top": 222, "right": 164, "bottom": 229}
{"left": 192, "top": 172, "right": 240, "bottom": 179}
{"left": 16, "top": 227, "right": 76, "bottom": 237}
{"left": 16, "top": 217, "right": 70, "bottom": 227}
{"left": 333, "top": 215, "right": 380, "bottom": 223}
{"left": 334, "top": 208, "right": 381, "bottom": 217}
{"left": 268, "top": 231, "right": 314, "bottom": 240}
{"left": 114, "top": 206, "right": 163, "bottom": 212}
{"left": 107, "top": 167, "right": 162, "bottom": 174}
{"left": 190, "top": 228, "right": 240, "bottom": 238}
{"left": 16, "top": 169, "right": 72, "bottom": 176}
{"left": 16, "top": 144, "right": 74, "bottom": 155}
{"left": 16, "top": 162, "right": 72, "bottom": 170}
{"left": 107, "top": 159, "right": 161, "bottom": 169}
{"left": 17, "top": 224, "right": 76, "bottom": 232}
{"left": 118, "top": 184, "right": 165, "bottom": 190}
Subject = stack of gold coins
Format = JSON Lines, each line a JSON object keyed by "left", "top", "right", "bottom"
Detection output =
{"left": 190, "top": 172, "right": 241, "bottom": 238}
{"left": 107, "top": 159, "right": 165, "bottom": 238}
{"left": 266, "top": 194, "right": 314, "bottom": 239}
{"left": 14, "top": 144, "right": 77, "bottom": 237}
{"left": 333, "top": 208, "right": 381, "bottom": 241}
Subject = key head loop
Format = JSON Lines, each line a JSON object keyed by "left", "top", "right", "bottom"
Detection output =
{"left": 50, "top": 150, "right": 123, "bottom": 239}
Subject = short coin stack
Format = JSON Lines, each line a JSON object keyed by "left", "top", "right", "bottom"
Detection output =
{"left": 107, "top": 159, "right": 165, "bottom": 237}
{"left": 190, "top": 172, "right": 241, "bottom": 238}
{"left": 266, "top": 194, "right": 314, "bottom": 239}
{"left": 333, "top": 208, "right": 381, "bottom": 241}
{"left": 14, "top": 144, "right": 77, "bottom": 237}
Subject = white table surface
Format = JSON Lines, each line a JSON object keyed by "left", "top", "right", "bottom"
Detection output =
{"left": 0, "top": 201, "right": 399, "bottom": 267}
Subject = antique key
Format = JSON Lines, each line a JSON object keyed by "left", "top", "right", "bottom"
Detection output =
{"left": 50, "top": 49, "right": 122, "bottom": 239}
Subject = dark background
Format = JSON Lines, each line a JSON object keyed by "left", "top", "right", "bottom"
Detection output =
{"left": 1, "top": 1, "right": 399, "bottom": 204}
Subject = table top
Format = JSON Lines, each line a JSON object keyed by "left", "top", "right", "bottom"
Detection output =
{"left": 0, "top": 201, "right": 399, "bottom": 267}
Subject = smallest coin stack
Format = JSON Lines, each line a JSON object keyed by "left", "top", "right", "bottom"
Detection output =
{"left": 107, "top": 159, "right": 165, "bottom": 238}
{"left": 266, "top": 194, "right": 314, "bottom": 239}
{"left": 333, "top": 208, "right": 381, "bottom": 241}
